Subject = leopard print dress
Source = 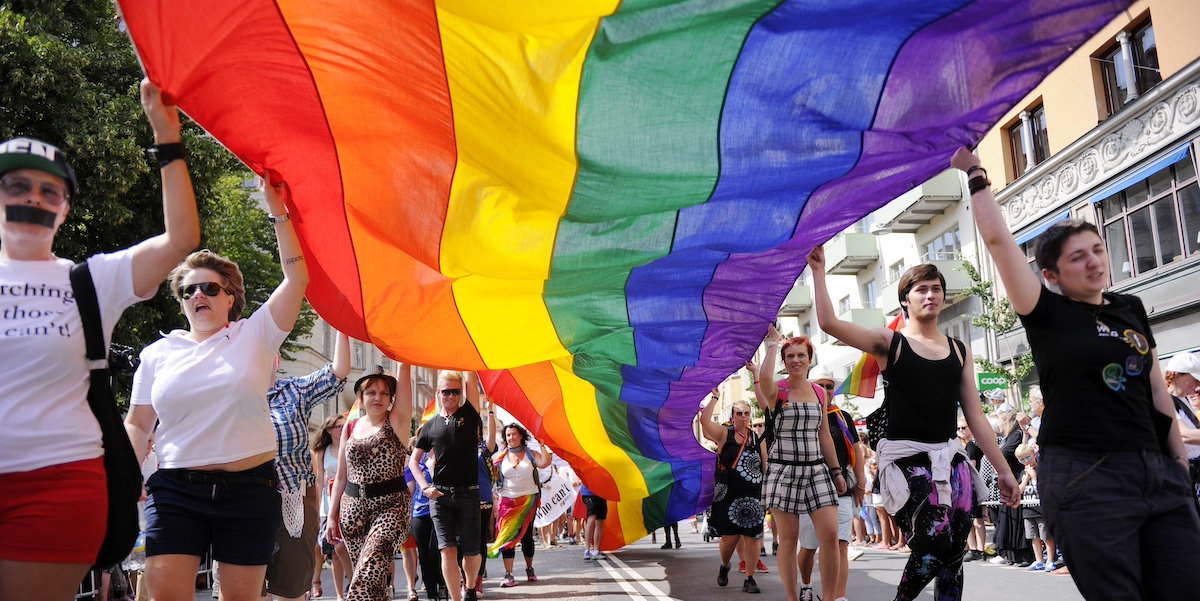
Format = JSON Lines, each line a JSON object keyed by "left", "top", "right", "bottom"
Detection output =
{"left": 339, "top": 417, "right": 411, "bottom": 601}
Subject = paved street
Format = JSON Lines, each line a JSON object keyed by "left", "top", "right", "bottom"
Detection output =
{"left": 196, "top": 528, "right": 1085, "bottom": 600}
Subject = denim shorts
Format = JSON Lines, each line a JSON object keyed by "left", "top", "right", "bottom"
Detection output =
{"left": 430, "top": 488, "right": 481, "bottom": 555}
{"left": 145, "top": 461, "right": 282, "bottom": 565}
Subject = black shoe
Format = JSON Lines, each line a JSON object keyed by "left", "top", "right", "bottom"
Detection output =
{"left": 718, "top": 564, "right": 731, "bottom": 587}
{"left": 742, "top": 577, "right": 760, "bottom": 594}
{"left": 464, "top": 588, "right": 478, "bottom": 601}
{"left": 674, "top": 540, "right": 681, "bottom": 549}
{"left": 772, "top": 541, "right": 778, "bottom": 556}
{"left": 662, "top": 541, "right": 673, "bottom": 549}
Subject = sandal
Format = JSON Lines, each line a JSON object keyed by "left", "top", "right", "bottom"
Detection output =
{"left": 408, "top": 591, "right": 419, "bottom": 601}
{"left": 311, "top": 582, "right": 323, "bottom": 598}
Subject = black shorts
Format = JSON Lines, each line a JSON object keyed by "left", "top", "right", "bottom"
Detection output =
{"left": 583, "top": 495, "right": 608, "bottom": 520}
{"left": 430, "top": 488, "right": 482, "bottom": 556}
{"left": 145, "top": 462, "right": 282, "bottom": 565}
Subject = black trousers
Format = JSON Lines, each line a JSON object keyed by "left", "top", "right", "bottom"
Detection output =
{"left": 1040, "top": 447, "right": 1200, "bottom": 601}
{"left": 412, "top": 514, "right": 444, "bottom": 596}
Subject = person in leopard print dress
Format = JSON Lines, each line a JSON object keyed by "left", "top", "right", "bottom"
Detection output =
{"left": 327, "top": 365, "right": 414, "bottom": 601}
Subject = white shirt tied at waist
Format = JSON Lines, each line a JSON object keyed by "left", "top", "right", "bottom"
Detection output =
{"left": 877, "top": 438, "right": 986, "bottom": 515}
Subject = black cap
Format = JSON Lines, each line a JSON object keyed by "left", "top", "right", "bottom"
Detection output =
{"left": 354, "top": 364, "right": 397, "bottom": 394}
{"left": 0, "top": 137, "right": 78, "bottom": 199}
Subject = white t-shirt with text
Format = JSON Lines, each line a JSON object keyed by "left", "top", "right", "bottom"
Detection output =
{"left": 0, "top": 250, "right": 149, "bottom": 474}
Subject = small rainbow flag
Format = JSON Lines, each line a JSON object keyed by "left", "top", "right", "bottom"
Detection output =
{"left": 834, "top": 313, "right": 905, "bottom": 398}
{"left": 420, "top": 398, "right": 438, "bottom": 424}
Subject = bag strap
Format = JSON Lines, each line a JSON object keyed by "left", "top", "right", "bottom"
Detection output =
{"left": 69, "top": 262, "right": 108, "bottom": 366}
{"left": 722, "top": 427, "right": 750, "bottom": 471}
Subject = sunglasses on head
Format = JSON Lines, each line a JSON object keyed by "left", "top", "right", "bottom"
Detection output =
{"left": 438, "top": 388, "right": 463, "bottom": 397}
{"left": 0, "top": 173, "right": 69, "bottom": 206}
{"left": 179, "top": 282, "right": 230, "bottom": 299}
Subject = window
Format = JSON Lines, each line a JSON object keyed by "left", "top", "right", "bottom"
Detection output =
{"left": 847, "top": 215, "right": 873, "bottom": 234}
{"left": 888, "top": 260, "right": 906, "bottom": 284}
{"left": 941, "top": 317, "right": 970, "bottom": 344}
{"left": 922, "top": 226, "right": 961, "bottom": 261}
{"left": 1098, "top": 150, "right": 1199, "bottom": 283}
{"left": 838, "top": 296, "right": 851, "bottom": 315}
{"left": 861, "top": 280, "right": 877, "bottom": 308}
{"left": 802, "top": 322, "right": 812, "bottom": 338}
{"left": 351, "top": 341, "right": 364, "bottom": 370}
{"left": 321, "top": 322, "right": 334, "bottom": 358}
{"left": 1099, "top": 20, "right": 1162, "bottom": 116}
{"left": 1008, "top": 104, "right": 1049, "bottom": 178}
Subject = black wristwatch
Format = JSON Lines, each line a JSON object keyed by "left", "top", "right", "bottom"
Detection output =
{"left": 146, "top": 142, "right": 188, "bottom": 169}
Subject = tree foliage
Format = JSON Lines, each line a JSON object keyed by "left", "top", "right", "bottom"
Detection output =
{"left": 1, "top": 1, "right": 315, "bottom": 368}
{"left": 961, "top": 259, "right": 1035, "bottom": 390}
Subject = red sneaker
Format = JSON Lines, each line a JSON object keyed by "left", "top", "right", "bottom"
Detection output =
{"left": 756, "top": 559, "right": 769, "bottom": 573}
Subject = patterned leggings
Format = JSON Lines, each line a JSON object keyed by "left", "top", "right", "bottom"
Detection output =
{"left": 891, "top": 456, "right": 974, "bottom": 601}
{"left": 341, "top": 492, "right": 411, "bottom": 601}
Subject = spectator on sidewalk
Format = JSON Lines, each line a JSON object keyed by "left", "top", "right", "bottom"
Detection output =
{"left": 1015, "top": 444, "right": 1056, "bottom": 572}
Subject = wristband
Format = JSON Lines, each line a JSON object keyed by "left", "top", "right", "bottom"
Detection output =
{"left": 965, "top": 165, "right": 986, "bottom": 178}
{"left": 146, "top": 142, "right": 188, "bottom": 169}
{"left": 968, "top": 174, "right": 992, "bottom": 195}
{"left": 268, "top": 212, "right": 291, "bottom": 225}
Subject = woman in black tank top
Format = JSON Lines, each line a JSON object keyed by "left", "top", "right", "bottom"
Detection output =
{"left": 809, "top": 245, "right": 1018, "bottom": 601}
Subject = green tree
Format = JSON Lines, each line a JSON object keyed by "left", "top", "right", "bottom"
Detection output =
{"left": 961, "top": 259, "right": 1035, "bottom": 399}
{"left": 1, "top": 1, "right": 315, "bottom": 388}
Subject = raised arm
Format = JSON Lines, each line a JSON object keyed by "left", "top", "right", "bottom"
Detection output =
{"left": 464, "top": 371, "right": 481, "bottom": 412}
{"left": 746, "top": 360, "right": 769, "bottom": 412}
{"left": 808, "top": 245, "right": 892, "bottom": 362}
{"left": 129, "top": 79, "right": 200, "bottom": 297}
{"left": 957, "top": 344, "right": 1019, "bottom": 507}
{"left": 391, "top": 363, "right": 414, "bottom": 439}
{"left": 261, "top": 174, "right": 311, "bottom": 332}
{"left": 331, "top": 331, "right": 351, "bottom": 380}
{"left": 484, "top": 402, "right": 497, "bottom": 454}
{"left": 535, "top": 438, "right": 554, "bottom": 470}
{"left": 758, "top": 326, "right": 782, "bottom": 409}
{"left": 952, "top": 148, "right": 1041, "bottom": 315}
{"left": 698, "top": 388, "right": 729, "bottom": 446}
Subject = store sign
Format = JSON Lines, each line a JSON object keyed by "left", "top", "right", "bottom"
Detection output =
{"left": 977, "top": 372, "right": 1008, "bottom": 391}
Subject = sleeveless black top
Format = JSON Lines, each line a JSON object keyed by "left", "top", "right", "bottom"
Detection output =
{"left": 881, "top": 332, "right": 965, "bottom": 443}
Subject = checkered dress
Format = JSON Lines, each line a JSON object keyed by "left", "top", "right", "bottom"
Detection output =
{"left": 763, "top": 391, "right": 838, "bottom": 515}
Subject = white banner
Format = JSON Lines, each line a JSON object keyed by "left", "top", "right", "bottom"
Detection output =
{"left": 534, "top": 467, "right": 578, "bottom": 528}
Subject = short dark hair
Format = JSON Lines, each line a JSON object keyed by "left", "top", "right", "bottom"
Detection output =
{"left": 503, "top": 423, "right": 529, "bottom": 447}
{"left": 898, "top": 263, "right": 946, "bottom": 316}
{"left": 1035, "top": 220, "right": 1101, "bottom": 273}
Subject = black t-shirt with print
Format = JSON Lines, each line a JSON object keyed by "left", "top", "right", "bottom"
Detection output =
{"left": 416, "top": 403, "right": 481, "bottom": 487}
{"left": 1019, "top": 286, "right": 1157, "bottom": 452}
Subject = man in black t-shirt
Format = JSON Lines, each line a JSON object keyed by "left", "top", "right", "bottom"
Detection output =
{"left": 410, "top": 371, "right": 483, "bottom": 601}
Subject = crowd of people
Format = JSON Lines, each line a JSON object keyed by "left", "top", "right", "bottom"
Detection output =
{"left": 4, "top": 75, "right": 1200, "bottom": 601}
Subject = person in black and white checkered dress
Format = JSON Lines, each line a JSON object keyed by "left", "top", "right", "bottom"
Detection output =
{"left": 755, "top": 326, "right": 846, "bottom": 601}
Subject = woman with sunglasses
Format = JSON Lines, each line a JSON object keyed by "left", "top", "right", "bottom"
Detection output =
{"left": 313, "top": 414, "right": 353, "bottom": 601}
{"left": 700, "top": 394, "right": 768, "bottom": 593}
{"left": 124, "top": 174, "right": 309, "bottom": 601}
{"left": 0, "top": 80, "right": 199, "bottom": 601}
{"left": 327, "top": 365, "right": 414, "bottom": 601}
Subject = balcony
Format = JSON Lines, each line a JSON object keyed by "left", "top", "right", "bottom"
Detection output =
{"left": 778, "top": 284, "right": 812, "bottom": 317}
{"left": 825, "top": 233, "right": 879, "bottom": 275}
{"left": 872, "top": 169, "right": 962, "bottom": 234}
{"left": 920, "top": 253, "right": 972, "bottom": 294}
{"left": 834, "top": 303, "right": 885, "bottom": 343}
{"left": 879, "top": 278, "right": 901, "bottom": 314}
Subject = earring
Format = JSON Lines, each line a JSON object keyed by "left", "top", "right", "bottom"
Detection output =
{"left": 387, "top": 403, "right": 394, "bottom": 411}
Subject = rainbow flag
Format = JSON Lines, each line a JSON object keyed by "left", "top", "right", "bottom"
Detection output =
{"left": 420, "top": 398, "right": 438, "bottom": 424}
{"left": 118, "top": 0, "right": 1127, "bottom": 549}
{"left": 487, "top": 493, "right": 539, "bottom": 559}
{"left": 834, "top": 313, "right": 906, "bottom": 398}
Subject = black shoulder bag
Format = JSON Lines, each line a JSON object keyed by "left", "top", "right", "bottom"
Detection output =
{"left": 70, "top": 262, "right": 143, "bottom": 569}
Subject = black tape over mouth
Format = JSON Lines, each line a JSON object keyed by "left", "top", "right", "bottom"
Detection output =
{"left": 5, "top": 205, "right": 57, "bottom": 228}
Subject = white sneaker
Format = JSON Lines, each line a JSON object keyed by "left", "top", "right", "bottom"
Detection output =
{"left": 847, "top": 546, "right": 865, "bottom": 561}
{"left": 988, "top": 556, "right": 1010, "bottom": 565}
{"left": 583, "top": 549, "right": 593, "bottom": 560}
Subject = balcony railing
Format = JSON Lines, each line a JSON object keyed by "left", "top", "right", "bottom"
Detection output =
{"left": 778, "top": 284, "right": 812, "bottom": 317}
{"left": 825, "top": 233, "right": 879, "bottom": 275}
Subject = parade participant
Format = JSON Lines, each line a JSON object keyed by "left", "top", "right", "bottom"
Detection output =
{"left": 125, "top": 172, "right": 308, "bottom": 601}
{"left": 488, "top": 423, "right": 553, "bottom": 587}
{"left": 809, "top": 244, "right": 1017, "bottom": 601}
{"left": 467, "top": 403, "right": 497, "bottom": 596}
{"left": 313, "top": 414, "right": 353, "bottom": 601}
{"left": 580, "top": 485, "right": 609, "bottom": 560}
{"left": 699, "top": 395, "right": 767, "bottom": 594}
{"left": 798, "top": 366, "right": 866, "bottom": 601}
{"left": 263, "top": 331, "right": 349, "bottom": 601}
{"left": 1164, "top": 352, "right": 1200, "bottom": 502}
{"left": 409, "top": 371, "right": 484, "bottom": 601}
{"left": 0, "top": 80, "right": 199, "bottom": 601}
{"left": 955, "top": 146, "right": 1200, "bottom": 601}
{"left": 406, "top": 440, "right": 445, "bottom": 601}
{"left": 326, "top": 365, "right": 414, "bottom": 601}
{"left": 757, "top": 327, "right": 845, "bottom": 601}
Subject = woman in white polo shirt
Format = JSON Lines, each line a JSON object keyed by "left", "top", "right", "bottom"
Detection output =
{"left": 124, "top": 175, "right": 309, "bottom": 601}
{"left": 0, "top": 80, "right": 199, "bottom": 601}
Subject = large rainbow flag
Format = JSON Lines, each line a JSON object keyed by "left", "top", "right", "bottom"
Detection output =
{"left": 117, "top": 0, "right": 1128, "bottom": 548}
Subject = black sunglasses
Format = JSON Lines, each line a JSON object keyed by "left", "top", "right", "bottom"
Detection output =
{"left": 0, "top": 173, "right": 69, "bottom": 206}
{"left": 179, "top": 282, "right": 230, "bottom": 299}
{"left": 438, "top": 388, "right": 463, "bottom": 397}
